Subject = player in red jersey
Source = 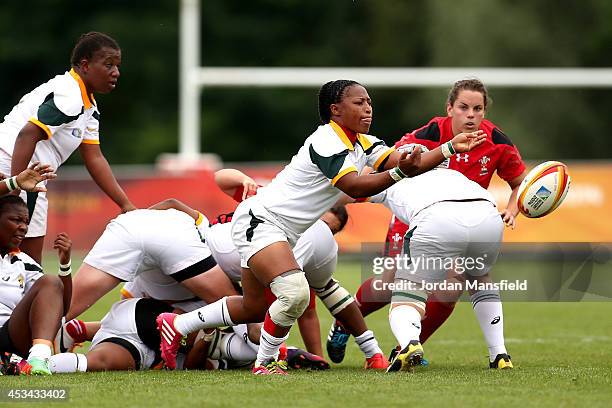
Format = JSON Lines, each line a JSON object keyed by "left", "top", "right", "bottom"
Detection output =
{"left": 327, "top": 78, "right": 527, "bottom": 363}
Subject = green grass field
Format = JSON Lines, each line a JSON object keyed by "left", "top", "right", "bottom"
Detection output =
{"left": 2, "top": 257, "right": 611, "bottom": 407}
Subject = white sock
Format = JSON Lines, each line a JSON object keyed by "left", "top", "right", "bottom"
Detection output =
{"left": 389, "top": 305, "right": 422, "bottom": 349}
{"left": 219, "top": 333, "right": 258, "bottom": 362}
{"left": 28, "top": 343, "right": 52, "bottom": 360}
{"left": 232, "top": 324, "right": 259, "bottom": 353}
{"left": 48, "top": 353, "right": 88, "bottom": 373}
{"left": 255, "top": 327, "right": 288, "bottom": 366}
{"left": 354, "top": 330, "right": 383, "bottom": 358}
{"left": 174, "top": 297, "right": 234, "bottom": 335}
{"left": 471, "top": 290, "right": 507, "bottom": 361}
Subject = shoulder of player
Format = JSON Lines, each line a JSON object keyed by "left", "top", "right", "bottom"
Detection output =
{"left": 395, "top": 117, "right": 446, "bottom": 147}
{"left": 307, "top": 124, "right": 351, "bottom": 156}
{"left": 480, "top": 119, "right": 519, "bottom": 148}
{"left": 9, "top": 251, "right": 43, "bottom": 272}
{"left": 49, "top": 71, "right": 98, "bottom": 117}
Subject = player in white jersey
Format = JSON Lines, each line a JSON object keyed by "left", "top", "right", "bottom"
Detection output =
{"left": 0, "top": 32, "right": 135, "bottom": 263}
{"left": 65, "top": 203, "right": 239, "bottom": 321}
{"left": 0, "top": 195, "right": 72, "bottom": 376}
{"left": 365, "top": 158, "right": 512, "bottom": 371}
{"left": 157, "top": 80, "right": 487, "bottom": 375}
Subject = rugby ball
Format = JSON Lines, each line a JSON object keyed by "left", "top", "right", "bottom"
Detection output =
{"left": 517, "top": 161, "right": 570, "bottom": 218}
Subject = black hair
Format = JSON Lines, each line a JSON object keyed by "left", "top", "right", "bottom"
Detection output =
{"left": 71, "top": 32, "right": 120, "bottom": 66}
{"left": 447, "top": 78, "right": 491, "bottom": 110}
{"left": 0, "top": 195, "right": 27, "bottom": 214}
{"left": 329, "top": 204, "right": 349, "bottom": 233}
{"left": 318, "top": 80, "right": 361, "bottom": 124}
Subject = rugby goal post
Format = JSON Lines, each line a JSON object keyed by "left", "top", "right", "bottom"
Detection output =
{"left": 171, "top": 0, "right": 612, "bottom": 166}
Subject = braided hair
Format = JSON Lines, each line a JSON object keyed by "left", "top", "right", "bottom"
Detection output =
{"left": 318, "top": 80, "right": 361, "bottom": 124}
{"left": 71, "top": 32, "right": 120, "bottom": 66}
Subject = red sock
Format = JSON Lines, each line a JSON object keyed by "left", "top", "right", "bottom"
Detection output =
{"left": 263, "top": 312, "right": 290, "bottom": 338}
{"left": 355, "top": 277, "right": 390, "bottom": 317}
{"left": 65, "top": 319, "right": 88, "bottom": 343}
{"left": 419, "top": 298, "right": 456, "bottom": 344}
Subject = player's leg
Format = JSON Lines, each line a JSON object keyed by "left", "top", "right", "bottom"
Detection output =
{"left": 387, "top": 281, "right": 427, "bottom": 372}
{"left": 179, "top": 264, "right": 241, "bottom": 304}
{"left": 49, "top": 342, "right": 136, "bottom": 373}
{"left": 314, "top": 279, "right": 387, "bottom": 369}
{"left": 420, "top": 272, "right": 465, "bottom": 343}
{"left": 18, "top": 190, "right": 48, "bottom": 264}
{"left": 67, "top": 263, "right": 122, "bottom": 320}
{"left": 296, "top": 295, "right": 323, "bottom": 357}
{"left": 465, "top": 203, "right": 511, "bottom": 368}
{"left": 327, "top": 216, "right": 406, "bottom": 361}
{"left": 8, "top": 275, "right": 64, "bottom": 375}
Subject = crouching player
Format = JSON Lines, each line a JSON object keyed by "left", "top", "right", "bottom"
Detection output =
{"left": 365, "top": 157, "right": 512, "bottom": 371}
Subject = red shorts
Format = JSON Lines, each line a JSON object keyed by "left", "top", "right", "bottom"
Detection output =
{"left": 384, "top": 215, "right": 410, "bottom": 257}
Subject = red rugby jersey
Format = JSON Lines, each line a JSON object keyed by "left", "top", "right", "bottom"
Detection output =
{"left": 394, "top": 116, "right": 525, "bottom": 188}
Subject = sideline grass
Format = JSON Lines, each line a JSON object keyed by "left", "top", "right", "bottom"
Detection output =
{"left": 2, "top": 259, "right": 610, "bottom": 407}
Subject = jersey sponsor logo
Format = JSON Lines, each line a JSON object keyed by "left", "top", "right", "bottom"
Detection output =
{"left": 17, "top": 274, "right": 24, "bottom": 289}
{"left": 455, "top": 153, "right": 469, "bottom": 163}
{"left": 71, "top": 128, "right": 82, "bottom": 138}
{"left": 491, "top": 316, "right": 501, "bottom": 325}
{"left": 86, "top": 127, "right": 97, "bottom": 133}
{"left": 479, "top": 155, "right": 491, "bottom": 176}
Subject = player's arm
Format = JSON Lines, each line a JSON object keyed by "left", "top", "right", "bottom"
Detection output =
{"left": 148, "top": 198, "right": 202, "bottom": 223}
{"left": 10, "top": 123, "right": 47, "bottom": 176}
{"left": 79, "top": 143, "right": 136, "bottom": 213}
{"left": 53, "top": 232, "right": 72, "bottom": 314}
{"left": 214, "top": 168, "right": 258, "bottom": 201}
{"left": 381, "top": 130, "right": 486, "bottom": 172}
{"left": 500, "top": 170, "right": 527, "bottom": 229}
{"left": 297, "top": 305, "right": 323, "bottom": 357}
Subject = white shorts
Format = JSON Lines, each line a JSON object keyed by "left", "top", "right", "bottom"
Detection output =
{"left": 0, "top": 154, "right": 47, "bottom": 237}
{"left": 396, "top": 200, "right": 503, "bottom": 283}
{"left": 231, "top": 197, "right": 300, "bottom": 268}
{"left": 84, "top": 209, "right": 215, "bottom": 282}
{"left": 90, "top": 298, "right": 173, "bottom": 370}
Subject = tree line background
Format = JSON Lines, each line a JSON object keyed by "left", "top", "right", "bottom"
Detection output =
{"left": 1, "top": 0, "right": 611, "bottom": 165}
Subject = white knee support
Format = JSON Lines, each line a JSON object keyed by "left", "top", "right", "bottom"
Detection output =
{"left": 314, "top": 279, "right": 354, "bottom": 316}
{"left": 268, "top": 270, "right": 310, "bottom": 327}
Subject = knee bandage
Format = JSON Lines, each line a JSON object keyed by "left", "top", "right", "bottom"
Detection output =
{"left": 268, "top": 270, "right": 310, "bottom": 327}
{"left": 314, "top": 279, "right": 354, "bottom": 316}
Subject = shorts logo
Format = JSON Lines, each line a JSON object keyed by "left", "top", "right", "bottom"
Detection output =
{"left": 491, "top": 316, "right": 501, "bottom": 325}
{"left": 71, "top": 128, "right": 82, "bottom": 138}
{"left": 246, "top": 210, "right": 264, "bottom": 242}
{"left": 2, "top": 276, "right": 9, "bottom": 281}
{"left": 411, "top": 322, "right": 421, "bottom": 330}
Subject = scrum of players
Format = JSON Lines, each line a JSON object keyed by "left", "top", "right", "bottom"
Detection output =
{"left": 1, "top": 78, "right": 526, "bottom": 376}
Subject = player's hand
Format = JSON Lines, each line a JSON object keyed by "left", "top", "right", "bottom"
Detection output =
{"left": 120, "top": 203, "right": 137, "bottom": 213}
{"left": 500, "top": 209, "right": 516, "bottom": 229}
{"left": 14, "top": 162, "right": 57, "bottom": 192}
{"left": 241, "top": 177, "right": 258, "bottom": 200}
{"left": 396, "top": 146, "right": 422, "bottom": 177}
{"left": 451, "top": 130, "right": 487, "bottom": 153}
{"left": 53, "top": 232, "right": 72, "bottom": 265}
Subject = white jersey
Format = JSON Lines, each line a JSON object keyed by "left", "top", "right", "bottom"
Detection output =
{"left": 370, "top": 168, "right": 496, "bottom": 225}
{"left": 0, "top": 251, "right": 44, "bottom": 327}
{"left": 256, "top": 121, "right": 394, "bottom": 233}
{"left": 207, "top": 219, "right": 337, "bottom": 287}
{"left": 0, "top": 69, "right": 100, "bottom": 171}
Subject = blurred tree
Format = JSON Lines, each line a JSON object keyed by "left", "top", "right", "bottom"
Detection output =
{"left": 0, "top": 0, "right": 610, "bottom": 164}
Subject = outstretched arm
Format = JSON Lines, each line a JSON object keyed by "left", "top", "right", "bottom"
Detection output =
{"left": 0, "top": 162, "right": 56, "bottom": 195}
{"left": 80, "top": 143, "right": 135, "bottom": 213}
{"left": 53, "top": 233, "right": 72, "bottom": 314}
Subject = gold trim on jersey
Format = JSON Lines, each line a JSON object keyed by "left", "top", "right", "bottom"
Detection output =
{"left": 69, "top": 69, "right": 94, "bottom": 110}
{"left": 120, "top": 287, "right": 134, "bottom": 299}
{"left": 373, "top": 147, "right": 395, "bottom": 171}
{"left": 28, "top": 117, "right": 52, "bottom": 139}
{"left": 331, "top": 166, "right": 357, "bottom": 185}
{"left": 329, "top": 120, "right": 363, "bottom": 151}
{"left": 81, "top": 139, "right": 100, "bottom": 145}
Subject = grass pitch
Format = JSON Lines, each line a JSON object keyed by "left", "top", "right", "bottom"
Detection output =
{"left": 2, "top": 258, "right": 611, "bottom": 407}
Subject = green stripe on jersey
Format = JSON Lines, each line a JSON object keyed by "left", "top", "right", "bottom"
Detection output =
{"left": 309, "top": 145, "right": 349, "bottom": 180}
{"left": 37, "top": 93, "right": 82, "bottom": 126}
